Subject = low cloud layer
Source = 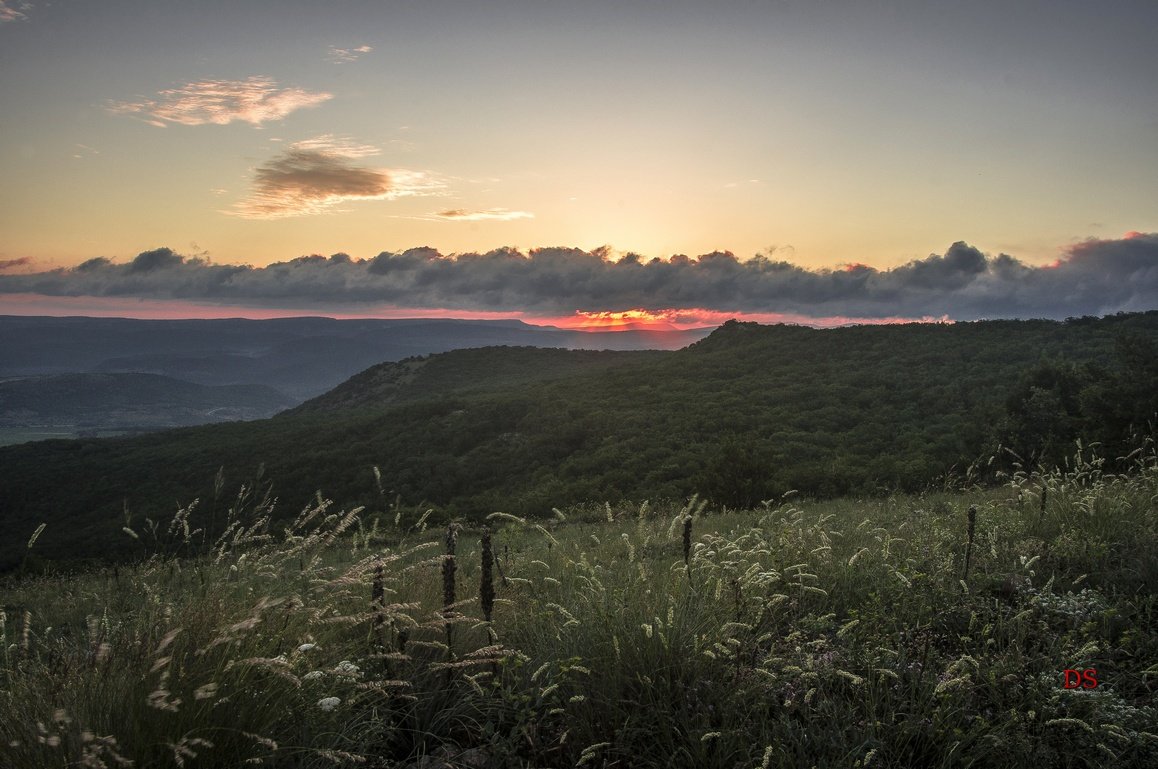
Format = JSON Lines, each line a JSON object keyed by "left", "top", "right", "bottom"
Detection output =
{"left": 231, "top": 137, "right": 444, "bottom": 218}
{"left": 2, "top": 235, "right": 1155, "bottom": 322}
{"left": 109, "top": 77, "right": 332, "bottom": 127}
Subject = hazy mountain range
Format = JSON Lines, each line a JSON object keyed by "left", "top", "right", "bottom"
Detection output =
{"left": 0, "top": 316, "right": 711, "bottom": 443}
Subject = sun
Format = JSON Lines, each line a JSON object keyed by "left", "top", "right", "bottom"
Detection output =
{"left": 554, "top": 309, "right": 684, "bottom": 331}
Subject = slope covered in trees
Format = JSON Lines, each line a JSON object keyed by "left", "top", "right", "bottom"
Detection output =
{"left": 1, "top": 312, "right": 1155, "bottom": 570}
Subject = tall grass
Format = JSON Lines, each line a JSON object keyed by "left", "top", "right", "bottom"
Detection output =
{"left": 2, "top": 442, "right": 1156, "bottom": 767}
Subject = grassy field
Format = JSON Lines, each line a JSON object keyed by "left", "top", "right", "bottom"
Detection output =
{"left": 1, "top": 444, "right": 1156, "bottom": 768}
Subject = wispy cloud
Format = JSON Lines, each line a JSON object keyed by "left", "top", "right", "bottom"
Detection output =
{"left": 3, "top": 235, "right": 1155, "bottom": 321}
{"left": 327, "top": 44, "right": 373, "bottom": 63}
{"left": 0, "top": 1, "right": 28, "bottom": 23}
{"left": 433, "top": 208, "right": 534, "bottom": 222}
{"left": 0, "top": 257, "right": 32, "bottom": 271}
{"left": 231, "top": 136, "right": 445, "bottom": 219}
{"left": 109, "top": 77, "right": 332, "bottom": 127}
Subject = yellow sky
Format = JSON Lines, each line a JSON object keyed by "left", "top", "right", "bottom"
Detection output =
{"left": 2, "top": 1, "right": 1157, "bottom": 305}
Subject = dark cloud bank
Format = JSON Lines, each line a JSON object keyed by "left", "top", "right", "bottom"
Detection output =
{"left": 2, "top": 235, "right": 1156, "bottom": 321}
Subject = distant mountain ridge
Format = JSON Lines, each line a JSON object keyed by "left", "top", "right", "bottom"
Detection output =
{"left": 0, "top": 316, "right": 712, "bottom": 400}
{"left": 0, "top": 316, "right": 710, "bottom": 442}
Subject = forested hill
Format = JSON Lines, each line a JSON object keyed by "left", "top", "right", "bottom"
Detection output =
{"left": 2, "top": 312, "right": 1156, "bottom": 571}
{"left": 285, "top": 346, "right": 663, "bottom": 414}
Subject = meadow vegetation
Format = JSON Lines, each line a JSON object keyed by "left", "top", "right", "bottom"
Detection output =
{"left": 2, "top": 443, "right": 1156, "bottom": 768}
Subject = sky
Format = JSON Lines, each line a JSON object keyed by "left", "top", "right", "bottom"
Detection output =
{"left": 1, "top": 0, "right": 1156, "bottom": 328}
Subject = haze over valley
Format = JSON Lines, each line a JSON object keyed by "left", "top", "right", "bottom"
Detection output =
{"left": 0, "top": 316, "right": 708, "bottom": 443}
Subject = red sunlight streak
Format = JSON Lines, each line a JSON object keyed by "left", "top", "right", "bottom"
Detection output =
{"left": 549, "top": 309, "right": 686, "bottom": 331}
{"left": 528, "top": 308, "right": 952, "bottom": 330}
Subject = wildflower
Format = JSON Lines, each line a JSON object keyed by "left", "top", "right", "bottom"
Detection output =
{"left": 303, "top": 670, "right": 325, "bottom": 681}
{"left": 317, "top": 697, "right": 341, "bottom": 712}
{"left": 333, "top": 660, "right": 360, "bottom": 677}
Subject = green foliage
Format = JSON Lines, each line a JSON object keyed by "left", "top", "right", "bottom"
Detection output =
{"left": 2, "top": 445, "right": 1156, "bottom": 767}
{"left": 2, "top": 312, "right": 1157, "bottom": 572}
{"left": 1000, "top": 359, "right": 1089, "bottom": 467}
{"left": 998, "top": 331, "right": 1158, "bottom": 469}
{"left": 693, "top": 437, "right": 781, "bottom": 509}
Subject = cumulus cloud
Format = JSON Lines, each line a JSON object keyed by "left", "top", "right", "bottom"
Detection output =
{"left": 2, "top": 236, "right": 1155, "bottom": 321}
{"left": 126, "top": 247, "right": 189, "bottom": 273}
{"left": 433, "top": 208, "right": 534, "bottom": 222}
{"left": 231, "top": 136, "right": 445, "bottom": 219}
{"left": 109, "top": 77, "right": 332, "bottom": 127}
{"left": 328, "top": 44, "right": 373, "bottom": 63}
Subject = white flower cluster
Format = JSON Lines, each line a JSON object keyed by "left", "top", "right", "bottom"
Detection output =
{"left": 1026, "top": 588, "right": 1108, "bottom": 623}
{"left": 1033, "top": 672, "right": 1158, "bottom": 735}
{"left": 316, "top": 696, "right": 341, "bottom": 712}
{"left": 333, "top": 660, "right": 361, "bottom": 677}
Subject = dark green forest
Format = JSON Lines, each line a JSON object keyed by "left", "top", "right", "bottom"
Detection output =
{"left": 2, "top": 312, "right": 1156, "bottom": 571}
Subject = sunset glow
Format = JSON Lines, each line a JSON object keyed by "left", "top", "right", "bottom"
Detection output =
{"left": 536, "top": 309, "right": 957, "bottom": 331}
{"left": 0, "top": 1, "right": 1155, "bottom": 323}
{"left": 553, "top": 310, "right": 690, "bottom": 331}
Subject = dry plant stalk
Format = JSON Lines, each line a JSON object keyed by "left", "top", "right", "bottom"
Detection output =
{"left": 682, "top": 516, "right": 693, "bottom": 567}
{"left": 480, "top": 526, "right": 495, "bottom": 624}
{"left": 371, "top": 556, "right": 385, "bottom": 650}
{"left": 962, "top": 505, "right": 977, "bottom": 585}
{"left": 442, "top": 523, "right": 458, "bottom": 654}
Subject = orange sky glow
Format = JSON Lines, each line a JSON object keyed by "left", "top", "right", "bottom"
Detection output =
{"left": 2, "top": 4, "right": 1155, "bottom": 323}
{"left": 0, "top": 293, "right": 952, "bottom": 331}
